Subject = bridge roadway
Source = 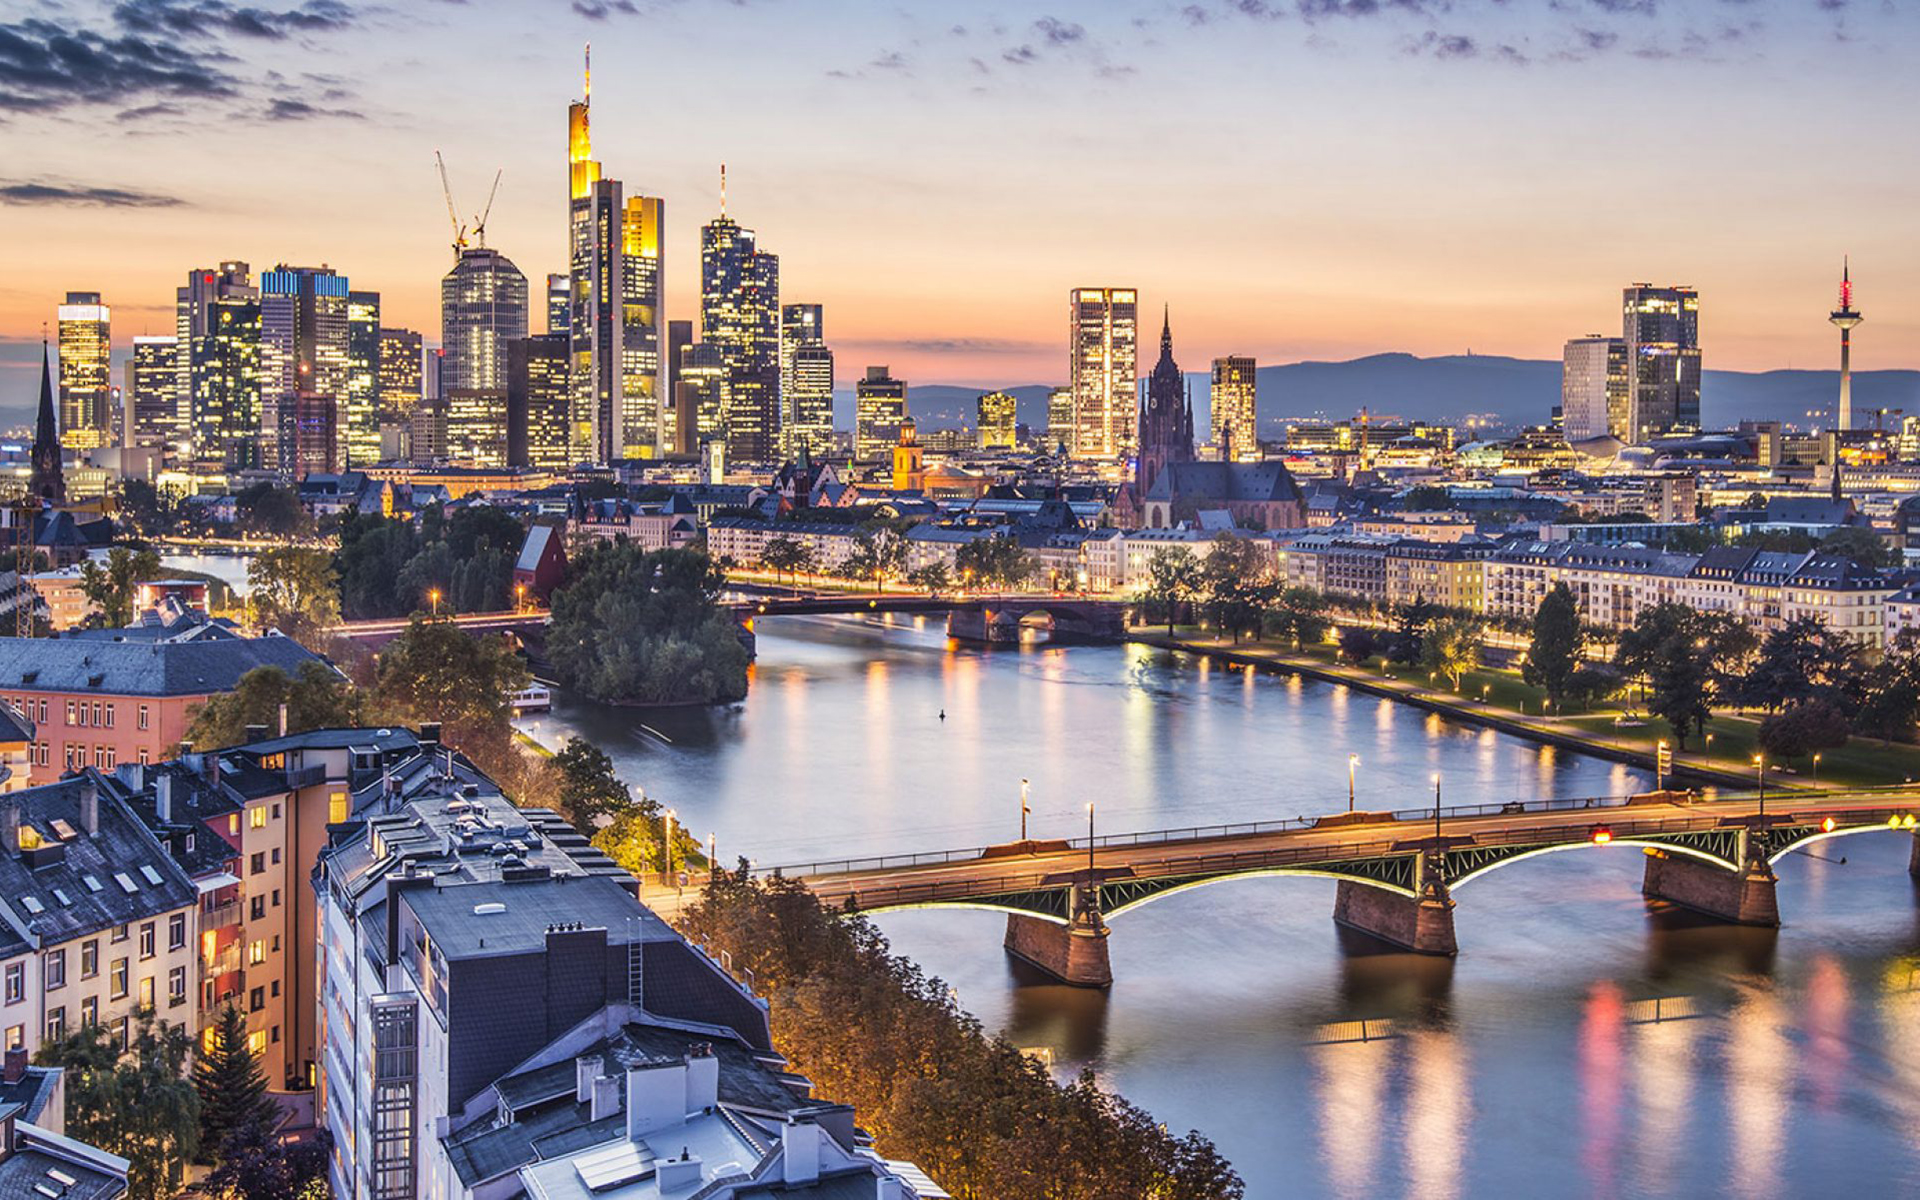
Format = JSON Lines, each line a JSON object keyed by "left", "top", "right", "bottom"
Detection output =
{"left": 694, "top": 788, "right": 1920, "bottom": 987}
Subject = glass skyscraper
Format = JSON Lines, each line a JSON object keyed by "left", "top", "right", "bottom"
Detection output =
{"left": 260, "top": 265, "right": 350, "bottom": 475}
{"left": 1622, "top": 284, "right": 1701, "bottom": 441}
{"left": 127, "top": 335, "right": 179, "bottom": 455}
{"left": 702, "top": 204, "right": 780, "bottom": 464}
{"left": 346, "top": 290, "right": 382, "bottom": 466}
{"left": 620, "top": 195, "right": 666, "bottom": 459}
{"left": 1209, "top": 356, "right": 1258, "bottom": 461}
{"left": 780, "top": 303, "right": 832, "bottom": 458}
{"left": 57, "top": 291, "right": 111, "bottom": 450}
{"left": 977, "top": 390, "right": 1017, "bottom": 451}
{"left": 178, "top": 262, "right": 260, "bottom": 471}
{"left": 509, "top": 333, "right": 572, "bottom": 471}
{"left": 1069, "top": 287, "right": 1137, "bottom": 460}
{"left": 854, "top": 366, "right": 906, "bottom": 465}
{"left": 1560, "top": 334, "right": 1629, "bottom": 442}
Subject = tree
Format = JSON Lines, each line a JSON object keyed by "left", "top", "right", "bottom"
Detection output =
{"left": 1420, "top": 616, "right": 1480, "bottom": 689}
{"left": 545, "top": 543, "right": 750, "bottom": 706}
{"left": 550, "top": 738, "right": 629, "bottom": 833}
{"left": 372, "top": 616, "right": 529, "bottom": 771}
{"left": 1139, "top": 547, "right": 1202, "bottom": 635}
{"left": 1858, "top": 633, "right": 1920, "bottom": 744}
{"left": 334, "top": 513, "right": 424, "bottom": 619}
{"left": 760, "top": 535, "right": 807, "bottom": 583}
{"left": 38, "top": 1015, "right": 199, "bottom": 1200}
{"left": 1199, "top": 534, "right": 1271, "bottom": 643}
{"left": 906, "top": 561, "right": 952, "bottom": 595}
{"left": 234, "top": 484, "right": 311, "bottom": 538}
{"left": 1338, "top": 625, "right": 1380, "bottom": 664}
{"left": 1818, "top": 525, "right": 1897, "bottom": 569}
{"left": 842, "top": 527, "right": 911, "bottom": 587}
{"left": 247, "top": 545, "right": 340, "bottom": 646}
{"left": 1523, "top": 583, "right": 1585, "bottom": 705}
{"left": 1403, "top": 484, "right": 1456, "bottom": 511}
{"left": 187, "top": 661, "right": 365, "bottom": 751}
{"left": 195, "top": 1004, "right": 279, "bottom": 1164}
{"left": 1388, "top": 598, "right": 1435, "bottom": 666}
{"left": 1265, "top": 586, "right": 1330, "bottom": 646}
{"left": 1758, "top": 700, "right": 1852, "bottom": 765}
{"left": 78, "top": 545, "right": 161, "bottom": 628}
{"left": 1614, "top": 603, "right": 1746, "bottom": 749}
{"left": 1743, "top": 616, "right": 1864, "bottom": 713}
{"left": 954, "top": 533, "right": 1036, "bottom": 591}
{"left": 205, "top": 1119, "right": 332, "bottom": 1200}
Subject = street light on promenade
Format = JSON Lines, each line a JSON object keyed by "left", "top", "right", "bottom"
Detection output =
{"left": 1086, "top": 802, "right": 1095, "bottom": 878}
{"left": 1348, "top": 755, "right": 1360, "bottom": 812}
{"left": 428, "top": 588, "right": 441, "bottom": 617}
{"left": 1433, "top": 773, "right": 1442, "bottom": 841}
{"left": 1753, "top": 755, "right": 1767, "bottom": 820}
{"left": 1021, "top": 778, "right": 1031, "bottom": 841}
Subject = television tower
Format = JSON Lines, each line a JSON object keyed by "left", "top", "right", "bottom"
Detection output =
{"left": 1830, "top": 257, "right": 1862, "bottom": 432}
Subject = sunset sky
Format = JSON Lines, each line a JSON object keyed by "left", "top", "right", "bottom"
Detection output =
{"left": 4, "top": 0, "right": 1919, "bottom": 392}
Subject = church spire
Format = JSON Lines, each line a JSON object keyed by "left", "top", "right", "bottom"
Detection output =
{"left": 31, "top": 338, "right": 63, "bottom": 505}
{"left": 1161, "top": 305, "right": 1172, "bottom": 356}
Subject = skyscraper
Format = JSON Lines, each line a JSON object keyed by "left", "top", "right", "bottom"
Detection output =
{"left": 1830, "top": 259, "right": 1862, "bottom": 432}
{"left": 508, "top": 334, "right": 572, "bottom": 471}
{"left": 1136, "top": 311, "right": 1194, "bottom": 496}
{"left": 1047, "top": 386, "right": 1073, "bottom": 453}
{"left": 1560, "top": 334, "right": 1629, "bottom": 442}
{"left": 781, "top": 303, "right": 832, "bottom": 458}
{"left": 666, "top": 319, "right": 695, "bottom": 455}
{"left": 377, "top": 327, "right": 423, "bottom": 431}
{"left": 678, "top": 343, "right": 728, "bottom": 451}
{"left": 854, "top": 366, "right": 906, "bottom": 465}
{"left": 702, "top": 177, "right": 781, "bottom": 463}
{"left": 977, "top": 391, "right": 1017, "bottom": 451}
{"left": 1069, "top": 288, "right": 1137, "bottom": 460}
{"left": 56, "top": 292, "right": 111, "bottom": 451}
{"left": 1209, "top": 356, "right": 1258, "bottom": 461}
{"left": 178, "top": 262, "right": 260, "bottom": 471}
{"left": 565, "top": 53, "right": 666, "bottom": 463}
{"left": 1622, "top": 284, "right": 1701, "bottom": 441}
{"left": 260, "top": 265, "right": 350, "bottom": 475}
{"left": 127, "top": 335, "right": 180, "bottom": 455}
{"left": 346, "top": 290, "right": 381, "bottom": 466}
{"left": 546, "top": 271, "right": 570, "bottom": 336}
{"left": 441, "top": 249, "right": 528, "bottom": 393}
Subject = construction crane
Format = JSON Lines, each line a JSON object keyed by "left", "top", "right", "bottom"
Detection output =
{"left": 435, "top": 150, "right": 468, "bottom": 261}
{"left": 472, "top": 169, "right": 502, "bottom": 249}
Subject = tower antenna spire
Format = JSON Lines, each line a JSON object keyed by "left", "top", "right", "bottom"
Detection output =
{"left": 584, "top": 42, "right": 591, "bottom": 103}
{"left": 720, "top": 163, "right": 727, "bottom": 216}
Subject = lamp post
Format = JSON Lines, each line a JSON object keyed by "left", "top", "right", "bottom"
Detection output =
{"left": 428, "top": 588, "right": 441, "bottom": 617}
{"left": 664, "top": 808, "right": 677, "bottom": 885}
{"left": 1433, "top": 773, "right": 1442, "bottom": 841}
{"left": 1348, "top": 754, "right": 1360, "bottom": 813}
{"left": 708, "top": 832, "right": 717, "bottom": 884}
{"left": 1753, "top": 755, "right": 1766, "bottom": 821}
{"left": 1086, "top": 801, "right": 1095, "bottom": 878}
{"left": 1656, "top": 740, "right": 1668, "bottom": 792}
{"left": 515, "top": 582, "right": 527, "bottom": 613}
{"left": 1020, "top": 778, "right": 1031, "bottom": 841}
{"left": 1813, "top": 753, "right": 1822, "bottom": 785}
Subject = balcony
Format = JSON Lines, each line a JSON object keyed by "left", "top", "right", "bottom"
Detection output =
{"left": 286, "top": 765, "right": 328, "bottom": 789}
{"left": 202, "top": 899, "right": 242, "bottom": 931}
{"left": 202, "top": 944, "right": 241, "bottom": 978}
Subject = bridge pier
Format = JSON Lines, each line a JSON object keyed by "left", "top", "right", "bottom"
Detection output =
{"left": 1004, "top": 883, "right": 1112, "bottom": 987}
{"left": 1332, "top": 853, "right": 1457, "bottom": 956}
{"left": 1909, "top": 833, "right": 1920, "bottom": 880}
{"left": 1641, "top": 845, "right": 1779, "bottom": 927}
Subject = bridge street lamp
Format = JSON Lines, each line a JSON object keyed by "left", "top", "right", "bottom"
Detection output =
{"left": 1021, "top": 778, "right": 1031, "bottom": 841}
{"left": 1086, "top": 802, "right": 1095, "bottom": 879}
{"left": 1433, "top": 773, "right": 1442, "bottom": 842}
{"left": 1753, "top": 755, "right": 1767, "bottom": 821}
{"left": 1348, "top": 755, "right": 1360, "bottom": 813}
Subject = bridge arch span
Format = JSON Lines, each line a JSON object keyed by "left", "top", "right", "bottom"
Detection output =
{"left": 850, "top": 899, "right": 1072, "bottom": 925}
{"left": 1099, "top": 867, "right": 1416, "bottom": 921}
{"left": 1448, "top": 839, "right": 1742, "bottom": 890}
{"left": 1765, "top": 822, "right": 1913, "bottom": 866}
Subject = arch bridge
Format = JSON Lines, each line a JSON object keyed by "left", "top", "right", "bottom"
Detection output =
{"left": 756, "top": 790, "right": 1920, "bottom": 986}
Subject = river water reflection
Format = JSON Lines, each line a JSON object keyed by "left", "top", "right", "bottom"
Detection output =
{"left": 527, "top": 613, "right": 1920, "bottom": 1197}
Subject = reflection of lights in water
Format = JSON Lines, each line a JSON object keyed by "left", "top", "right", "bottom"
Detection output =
{"left": 1376, "top": 697, "right": 1394, "bottom": 732}
{"left": 1311, "top": 1037, "right": 1389, "bottom": 1200}
{"left": 1725, "top": 987, "right": 1789, "bottom": 1200}
{"left": 1877, "top": 958, "right": 1920, "bottom": 1146}
{"left": 1404, "top": 1028, "right": 1468, "bottom": 1200}
{"left": 1631, "top": 1000, "right": 1697, "bottom": 1192}
{"left": 1804, "top": 955, "right": 1851, "bottom": 1113}
{"left": 1579, "top": 981, "right": 1625, "bottom": 1200}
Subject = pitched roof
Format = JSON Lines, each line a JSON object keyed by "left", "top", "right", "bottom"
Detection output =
{"left": 1141, "top": 461, "right": 1304, "bottom": 505}
{"left": 0, "top": 633, "right": 325, "bottom": 697}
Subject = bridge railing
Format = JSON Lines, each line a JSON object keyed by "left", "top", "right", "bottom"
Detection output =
{"left": 756, "top": 787, "right": 1920, "bottom": 882}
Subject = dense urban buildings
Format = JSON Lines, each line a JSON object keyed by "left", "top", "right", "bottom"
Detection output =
{"left": 346, "top": 289, "right": 382, "bottom": 466}
{"left": 1209, "top": 355, "right": 1257, "bottom": 461}
{"left": 260, "top": 265, "right": 351, "bottom": 475}
{"left": 126, "top": 334, "right": 179, "bottom": 455}
{"left": 508, "top": 332, "right": 572, "bottom": 470}
{"left": 1068, "top": 287, "right": 1137, "bottom": 460}
{"left": 780, "top": 302, "right": 833, "bottom": 457}
{"left": 55, "top": 292, "right": 111, "bottom": 451}
{"left": 377, "top": 326, "right": 424, "bottom": 441}
{"left": 977, "top": 390, "right": 1018, "bottom": 450}
{"left": 177, "top": 261, "right": 261, "bottom": 470}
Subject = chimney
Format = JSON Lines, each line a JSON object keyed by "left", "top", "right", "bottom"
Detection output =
{"left": 419, "top": 722, "right": 442, "bottom": 749}
{"left": 589, "top": 1073, "right": 621, "bottom": 1122}
{"left": 574, "top": 1054, "right": 603, "bottom": 1102}
{"left": 781, "top": 1118, "right": 822, "bottom": 1185}
{"left": 624, "top": 1061, "right": 688, "bottom": 1140}
{"left": 2, "top": 1046, "right": 26, "bottom": 1083}
{"left": 278, "top": 701, "right": 289, "bottom": 737}
{"left": 77, "top": 780, "right": 97, "bottom": 836}
{"left": 155, "top": 774, "right": 173, "bottom": 824}
{"left": 243, "top": 723, "right": 269, "bottom": 743}
{"left": 684, "top": 1045, "right": 718, "bottom": 1114}
{"left": 0, "top": 806, "right": 16, "bottom": 855}
{"left": 655, "top": 1152, "right": 704, "bottom": 1191}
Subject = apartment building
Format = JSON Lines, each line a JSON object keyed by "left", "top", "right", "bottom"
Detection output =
{"left": 0, "top": 775, "right": 199, "bottom": 1058}
{"left": 0, "top": 627, "right": 326, "bottom": 783}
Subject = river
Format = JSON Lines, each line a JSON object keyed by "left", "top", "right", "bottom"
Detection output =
{"left": 523, "top": 613, "right": 1920, "bottom": 1198}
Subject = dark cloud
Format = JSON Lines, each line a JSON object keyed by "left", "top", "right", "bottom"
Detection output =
{"left": 263, "top": 95, "right": 361, "bottom": 119}
{"left": 571, "top": 0, "right": 637, "bottom": 18}
{"left": 0, "top": 2, "right": 362, "bottom": 118}
{"left": 1035, "top": 16, "right": 1085, "bottom": 44}
{"left": 0, "top": 179, "right": 184, "bottom": 206}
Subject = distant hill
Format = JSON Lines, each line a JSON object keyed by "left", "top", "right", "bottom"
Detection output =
{"left": 835, "top": 353, "right": 1920, "bottom": 440}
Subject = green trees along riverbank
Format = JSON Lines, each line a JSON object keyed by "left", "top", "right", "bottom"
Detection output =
{"left": 546, "top": 543, "right": 750, "bottom": 707}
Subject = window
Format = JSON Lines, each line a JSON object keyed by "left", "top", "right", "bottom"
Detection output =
{"left": 138, "top": 976, "right": 154, "bottom": 1011}
{"left": 329, "top": 792, "right": 348, "bottom": 823}
{"left": 45, "top": 1007, "right": 63, "bottom": 1042}
{"left": 90, "top": 702, "right": 101, "bottom": 727}
{"left": 228, "top": 814, "right": 239, "bottom": 836}
{"left": 3, "top": 963, "right": 21, "bottom": 1005}
{"left": 79, "top": 997, "right": 96, "bottom": 1026}
{"left": 247, "top": 1030, "right": 267, "bottom": 1056}
{"left": 168, "top": 967, "right": 186, "bottom": 1007}
{"left": 247, "top": 940, "right": 265, "bottom": 966}
{"left": 138, "top": 748, "right": 149, "bottom": 765}
{"left": 270, "top": 980, "right": 280, "bottom": 998}
{"left": 36, "top": 700, "right": 45, "bottom": 725}
{"left": 138, "top": 704, "right": 149, "bottom": 731}
{"left": 80, "top": 940, "right": 97, "bottom": 979}
{"left": 139, "top": 922, "right": 155, "bottom": 960}
{"left": 249, "top": 986, "right": 264, "bottom": 1012}
{"left": 271, "top": 889, "right": 281, "bottom": 908}
{"left": 271, "top": 803, "right": 280, "bottom": 819}
{"left": 109, "top": 958, "right": 128, "bottom": 1000}
{"left": 44, "top": 949, "right": 64, "bottom": 991}
{"left": 104, "top": 704, "right": 114, "bottom": 729}
{"left": 4, "top": 1025, "right": 19, "bottom": 1051}
{"left": 250, "top": 852, "right": 264, "bottom": 876}
{"left": 249, "top": 805, "right": 267, "bottom": 830}
{"left": 271, "top": 848, "right": 280, "bottom": 866}
{"left": 64, "top": 700, "right": 74, "bottom": 726}
{"left": 168, "top": 914, "right": 186, "bottom": 951}
{"left": 111, "top": 923, "right": 127, "bottom": 944}
{"left": 250, "top": 897, "right": 265, "bottom": 922}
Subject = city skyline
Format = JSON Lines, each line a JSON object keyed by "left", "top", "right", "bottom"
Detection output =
{"left": 4, "top": 1, "right": 1919, "bottom": 392}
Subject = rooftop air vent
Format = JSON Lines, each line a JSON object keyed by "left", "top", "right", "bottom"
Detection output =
{"left": 473, "top": 902, "right": 507, "bottom": 916}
